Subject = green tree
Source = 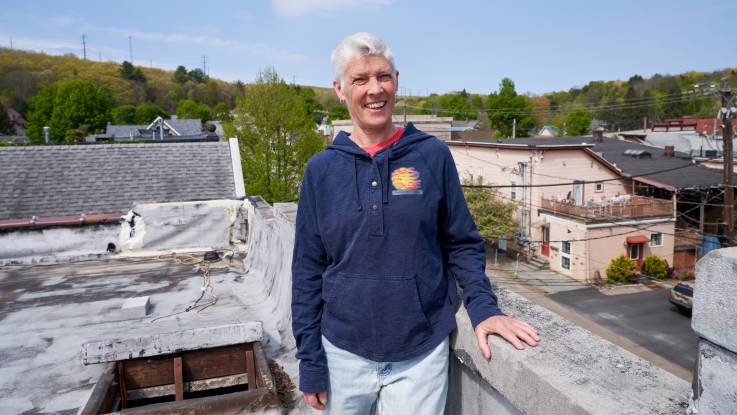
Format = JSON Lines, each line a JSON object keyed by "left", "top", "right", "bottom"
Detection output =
{"left": 212, "top": 102, "right": 231, "bottom": 121}
{"left": 176, "top": 99, "right": 211, "bottom": 121}
{"left": 174, "top": 65, "right": 189, "bottom": 84}
{"left": 564, "top": 108, "right": 591, "bottom": 136}
{"left": 223, "top": 69, "right": 324, "bottom": 203}
{"left": 112, "top": 104, "right": 136, "bottom": 124}
{"left": 462, "top": 175, "right": 518, "bottom": 242}
{"left": 119, "top": 61, "right": 146, "bottom": 82}
{"left": 487, "top": 78, "right": 535, "bottom": 137}
{"left": 421, "top": 90, "right": 475, "bottom": 120}
{"left": 0, "top": 101, "right": 13, "bottom": 134}
{"left": 328, "top": 104, "right": 349, "bottom": 122}
{"left": 134, "top": 103, "right": 169, "bottom": 123}
{"left": 188, "top": 68, "right": 207, "bottom": 83}
{"left": 295, "top": 86, "right": 324, "bottom": 123}
{"left": 26, "top": 79, "right": 112, "bottom": 144}
{"left": 606, "top": 255, "right": 638, "bottom": 284}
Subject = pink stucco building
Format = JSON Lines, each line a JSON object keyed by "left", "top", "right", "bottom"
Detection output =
{"left": 447, "top": 139, "right": 676, "bottom": 283}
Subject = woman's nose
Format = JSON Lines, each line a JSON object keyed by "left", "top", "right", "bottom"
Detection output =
{"left": 367, "top": 77, "right": 383, "bottom": 94}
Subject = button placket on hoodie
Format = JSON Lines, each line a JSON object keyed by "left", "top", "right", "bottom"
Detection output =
{"left": 368, "top": 159, "right": 384, "bottom": 236}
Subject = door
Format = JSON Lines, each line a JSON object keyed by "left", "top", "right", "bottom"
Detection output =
{"left": 629, "top": 243, "right": 642, "bottom": 268}
{"left": 541, "top": 227, "right": 550, "bottom": 256}
{"left": 572, "top": 181, "right": 583, "bottom": 205}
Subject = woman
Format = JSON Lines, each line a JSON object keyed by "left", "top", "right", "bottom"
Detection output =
{"left": 292, "top": 32, "right": 539, "bottom": 414}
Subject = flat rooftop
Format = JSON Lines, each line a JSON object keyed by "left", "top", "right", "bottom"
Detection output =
{"left": 0, "top": 255, "right": 294, "bottom": 414}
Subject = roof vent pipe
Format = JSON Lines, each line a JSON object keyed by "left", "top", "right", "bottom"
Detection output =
{"left": 593, "top": 127, "right": 604, "bottom": 142}
{"left": 43, "top": 126, "right": 50, "bottom": 144}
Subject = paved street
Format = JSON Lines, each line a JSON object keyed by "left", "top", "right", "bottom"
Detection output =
{"left": 488, "top": 254, "right": 698, "bottom": 378}
{"left": 548, "top": 286, "right": 698, "bottom": 373}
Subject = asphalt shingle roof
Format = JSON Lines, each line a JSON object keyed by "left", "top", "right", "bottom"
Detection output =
{"left": 457, "top": 136, "right": 730, "bottom": 190}
{"left": 0, "top": 142, "right": 237, "bottom": 220}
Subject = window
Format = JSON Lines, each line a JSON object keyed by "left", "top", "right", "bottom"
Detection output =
{"left": 561, "top": 256, "right": 571, "bottom": 270}
{"left": 561, "top": 241, "right": 571, "bottom": 270}
{"left": 595, "top": 182, "right": 604, "bottom": 193}
{"left": 562, "top": 241, "right": 571, "bottom": 254}
{"left": 510, "top": 182, "right": 516, "bottom": 200}
{"left": 650, "top": 232, "right": 663, "bottom": 247}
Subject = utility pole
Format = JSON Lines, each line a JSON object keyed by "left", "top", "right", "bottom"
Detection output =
{"left": 692, "top": 80, "right": 737, "bottom": 243}
{"left": 512, "top": 118, "right": 517, "bottom": 139}
{"left": 719, "top": 84, "right": 735, "bottom": 242}
{"left": 128, "top": 36, "right": 133, "bottom": 63}
{"left": 9, "top": 36, "right": 12, "bottom": 49}
{"left": 82, "top": 34, "right": 87, "bottom": 60}
{"left": 403, "top": 102, "right": 407, "bottom": 126}
{"left": 202, "top": 55, "right": 207, "bottom": 75}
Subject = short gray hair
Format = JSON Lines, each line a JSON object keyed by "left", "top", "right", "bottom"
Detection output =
{"left": 331, "top": 32, "right": 396, "bottom": 89}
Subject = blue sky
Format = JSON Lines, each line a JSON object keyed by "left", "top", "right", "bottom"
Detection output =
{"left": 1, "top": 0, "right": 735, "bottom": 95}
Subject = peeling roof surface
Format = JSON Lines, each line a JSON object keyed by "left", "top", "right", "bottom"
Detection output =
{"left": 0, "top": 256, "right": 292, "bottom": 414}
{"left": 0, "top": 142, "right": 236, "bottom": 220}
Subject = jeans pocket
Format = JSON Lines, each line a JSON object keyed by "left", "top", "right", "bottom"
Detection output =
{"left": 325, "top": 273, "right": 432, "bottom": 355}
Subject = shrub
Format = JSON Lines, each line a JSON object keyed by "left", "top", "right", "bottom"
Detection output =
{"left": 606, "top": 255, "right": 638, "bottom": 284}
{"left": 641, "top": 255, "right": 668, "bottom": 280}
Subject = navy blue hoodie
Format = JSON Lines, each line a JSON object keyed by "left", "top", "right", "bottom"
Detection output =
{"left": 291, "top": 123, "right": 504, "bottom": 393}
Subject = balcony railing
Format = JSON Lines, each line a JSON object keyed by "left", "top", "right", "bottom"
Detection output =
{"left": 539, "top": 195, "right": 673, "bottom": 222}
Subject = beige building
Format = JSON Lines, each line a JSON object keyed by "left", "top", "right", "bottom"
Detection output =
{"left": 332, "top": 114, "right": 452, "bottom": 141}
{"left": 447, "top": 139, "right": 676, "bottom": 283}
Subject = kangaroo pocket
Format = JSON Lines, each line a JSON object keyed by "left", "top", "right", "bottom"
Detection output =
{"left": 324, "top": 272, "right": 432, "bottom": 356}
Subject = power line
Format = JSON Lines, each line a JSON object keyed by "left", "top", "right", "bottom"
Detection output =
{"left": 406, "top": 93, "right": 704, "bottom": 118}
{"left": 461, "top": 163, "right": 697, "bottom": 189}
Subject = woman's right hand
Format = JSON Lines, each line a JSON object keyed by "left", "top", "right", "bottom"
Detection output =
{"left": 304, "top": 391, "right": 328, "bottom": 410}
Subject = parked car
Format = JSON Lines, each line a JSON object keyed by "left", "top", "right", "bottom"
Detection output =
{"left": 669, "top": 281, "right": 694, "bottom": 313}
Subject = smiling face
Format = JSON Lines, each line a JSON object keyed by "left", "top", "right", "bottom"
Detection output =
{"left": 333, "top": 54, "right": 398, "bottom": 138}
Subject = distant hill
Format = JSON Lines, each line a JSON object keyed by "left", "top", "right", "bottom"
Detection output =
{"left": 0, "top": 48, "right": 240, "bottom": 114}
{"left": 1, "top": 47, "right": 734, "bottom": 133}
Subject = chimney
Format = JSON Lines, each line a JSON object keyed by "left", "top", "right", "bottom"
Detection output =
{"left": 664, "top": 145, "right": 675, "bottom": 157}
{"left": 43, "top": 126, "right": 50, "bottom": 144}
{"left": 593, "top": 127, "right": 604, "bottom": 142}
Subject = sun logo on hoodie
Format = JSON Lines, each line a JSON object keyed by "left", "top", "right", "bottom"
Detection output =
{"left": 391, "top": 167, "right": 423, "bottom": 195}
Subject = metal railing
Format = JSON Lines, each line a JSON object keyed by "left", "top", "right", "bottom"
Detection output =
{"left": 539, "top": 196, "right": 673, "bottom": 222}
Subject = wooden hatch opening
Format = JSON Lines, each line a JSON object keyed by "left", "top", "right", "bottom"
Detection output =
{"left": 81, "top": 341, "right": 277, "bottom": 414}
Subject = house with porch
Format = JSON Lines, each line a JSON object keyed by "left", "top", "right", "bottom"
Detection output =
{"left": 447, "top": 138, "right": 676, "bottom": 283}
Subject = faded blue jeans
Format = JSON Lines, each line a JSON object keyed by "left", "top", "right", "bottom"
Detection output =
{"left": 321, "top": 335, "right": 449, "bottom": 414}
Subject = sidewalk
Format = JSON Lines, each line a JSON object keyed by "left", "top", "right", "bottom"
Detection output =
{"left": 486, "top": 253, "right": 589, "bottom": 294}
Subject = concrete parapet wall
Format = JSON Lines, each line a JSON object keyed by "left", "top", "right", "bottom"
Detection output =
{"left": 692, "top": 247, "right": 737, "bottom": 352}
{"left": 690, "top": 247, "right": 737, "bottom": 414}
{"left": 449, "top": 286, "right": 690, "bottom": 414}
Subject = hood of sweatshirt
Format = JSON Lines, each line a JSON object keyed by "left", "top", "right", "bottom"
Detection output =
{"left": 326, "top": 123, "right": 433, "bottom": 210}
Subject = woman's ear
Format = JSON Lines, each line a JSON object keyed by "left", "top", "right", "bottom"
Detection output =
{"left": 333, "top": 80, "right": 346, "bottom": 103}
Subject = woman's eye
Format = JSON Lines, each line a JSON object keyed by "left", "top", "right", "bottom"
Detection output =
{"left": 378, "top": 74, "right": 393, "bottom": 82}
{"left": 352, "top": 78, "right": 367, "bottom": 86}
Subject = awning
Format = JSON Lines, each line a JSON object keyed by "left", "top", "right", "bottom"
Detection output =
{"left": 626, "top": 235, "right": 650, "bottom": 244}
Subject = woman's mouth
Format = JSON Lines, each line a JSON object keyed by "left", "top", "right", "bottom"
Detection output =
{"left": 364, "top": 101, "right": 386, "bottom": 110}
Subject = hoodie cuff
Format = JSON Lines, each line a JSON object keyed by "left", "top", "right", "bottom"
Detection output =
{"left": 469, "top": 304, "right": 506, "bottom": 329}
{"left": 299, "top": 365, "right": 330, "bottom": 393}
